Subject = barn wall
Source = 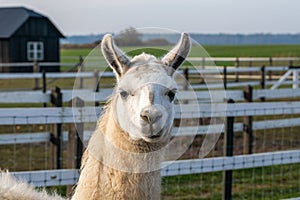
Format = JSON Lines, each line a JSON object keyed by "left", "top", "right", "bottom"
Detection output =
{"left": 0, "top": 40, "right": 9, "bottom": 72}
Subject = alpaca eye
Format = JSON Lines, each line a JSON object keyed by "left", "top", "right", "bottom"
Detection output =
{"left": 166, "top": 90, "right": 176, "bottom": 102}
{"left": 120, "top": 91, "right": 129, "bottom": 100}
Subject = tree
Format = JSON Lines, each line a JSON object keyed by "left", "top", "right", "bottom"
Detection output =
{"left": 115, "top": 27, "right": 143, "bottom": 46}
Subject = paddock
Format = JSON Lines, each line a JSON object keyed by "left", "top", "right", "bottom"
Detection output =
{"left": 1, "top": 58, "right": 300, "bottom": 199}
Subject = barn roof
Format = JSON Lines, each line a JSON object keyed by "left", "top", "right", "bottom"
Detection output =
{"left": 0, "top": 7, "right": 64, "bottom": 38}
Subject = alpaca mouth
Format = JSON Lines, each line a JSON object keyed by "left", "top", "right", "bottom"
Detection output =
{"left": 143, "top": 132, "right": 162, "bottom": 139}
{"left": 148, "top": 134, "right": 160, "bottom": 139}
{"left": 141, "top": 129, "right": 165, "bottom": 142}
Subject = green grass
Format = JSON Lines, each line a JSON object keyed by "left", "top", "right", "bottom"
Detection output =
{"left": 203, "top": 45, "right": 300, "bottom": 57}
{"left": 161, "top": 163, "right": 300, "bottom": 200}
{"left": 60, "top": 48, "right": 93, "bottom": 61}
{"left": 61, "top": 44, "right": 300, "bottom": 60}
{"left": 60, "top": 45, "right": 300, "bottom": 69}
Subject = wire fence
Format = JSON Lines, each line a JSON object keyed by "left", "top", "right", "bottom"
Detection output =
{"left": 1, "top": 98, "right": 300, "bottom": 199}
{"left": 161, "top": 109, "right": 300, "bottom": 200}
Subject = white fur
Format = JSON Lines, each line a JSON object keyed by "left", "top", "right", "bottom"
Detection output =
{"left": 0, "top": 171, "right": 65, "bottom": 200}
{"left": 116, "top": 64, "right": 176, "bottom": 141}
{"left": 130, "top": 53, "right": 158, "bottom": 65}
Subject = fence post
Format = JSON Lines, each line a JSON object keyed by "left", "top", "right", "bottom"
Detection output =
{"left": 66, "top": 97, "right": 84, "bottom": 196}
{"left": 78, "top": 56, "right": 84, "bottom": 89}
{"left": 223, "top": 66, "right": 227, "bottom": 90}
{"left": 201, "top": 57, "right": 205, "bottom": 83}
{"left": 289, "top": 59, "right": 294, "bottom": 67}
{"left": 94, "top": 70, "right": 100, "bottom": 107}
{"left": 243, "top": 85, "right": 253, "bottom": 154}
{"left": 235, "top": 57, "right": 239, "bottom": 82}
{"left": 33, "top": 61, "right": 40, "bottom": 90}
{"left": 268, "top": 57, "right": 273, "bottom": 81}
{"left": 42, "top": 69, "right": 47, "bottom": 107}
{"left": 260, "top": 65, "right": 266, "bottom": 102}
{"left": 68, "top": 97, "right": 85, "bottom": 169}
{"left": 183, "top": 68, "right": 189, "bottom": 91}
{"left": 202, "top": 57, "right": 205, "bottom": 69}
{"left": 50, "top": 86, "right": 63, "bottom": 169}
{"left": 249, "top": 58, "right": 253, "bottom": 76}
{"left": 223, "top": 99, "right": 235, "bottom": 200}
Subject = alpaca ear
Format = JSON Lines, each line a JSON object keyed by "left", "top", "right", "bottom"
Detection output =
{"left": 101, "top": 34, "right": 131, "bottom": 81}
{"left": 162, "top": 32, "right": 191, "bottom": 76}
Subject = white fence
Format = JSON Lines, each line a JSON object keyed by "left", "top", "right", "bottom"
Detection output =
{"left": 0, "top": 65, "right": 299, "bottom": 90}
{"left": 1, "top": 87, "right": 300, "bottom": 180}
{"left": 1, "top": 100, "right": 299, "bottom": 188}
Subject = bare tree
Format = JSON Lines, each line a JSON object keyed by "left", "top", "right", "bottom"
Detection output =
{"left": 115, "top": 27, "right": 143, "bottom": 46}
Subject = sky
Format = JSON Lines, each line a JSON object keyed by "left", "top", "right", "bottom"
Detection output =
{"left": 1, "top": 0, "right": 300, "bottom": 36}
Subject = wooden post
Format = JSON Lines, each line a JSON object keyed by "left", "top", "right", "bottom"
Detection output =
{"left": 260, "top": 65, "right": 266, "bottom": 102}
{"left": 235, "top": 57, "right": 239, "bottom": 82}
{"left": 201, "top": 57, "right": 205, "bottom": 83}
{"left": 223, "top": 99, "right": 235, "bottom": 200}
{"left": 289, "top": 59, "right": 294, "bottom": 67}
{"left": 243, "top": 85, "right": 253, "bottom": 154}
{"left": 33, "top": 61, "right": 40, "bottom": 90}
{"left": 223, "top": 66, "right": 227, "bottom": 90}
{"left": 249, "top": 58, "right": 253, "bottom": 76}
{"left": 50, "top": 87, "right": 63, "bottom": 169}
{"left": 268, "top": 57, "right": 273, "bottom": 81}
{"left": 68, "top": 97, "right": 85, "bottom": 168}
{"left": 42, "top": 69, "right": 47, "bottom": 107}
{"left": 183, "top": 68, "right": 189, "bottom": 91}
{"left": 94, "top": 70, "right": 100, "bottom": 107}
{"left": 67, "top": 97, "right": 84, "bottom": 196}
{"left": 78, "top": 56, "right": 84, "bottom": 89}
{"left": 182, "top": 68, "right": 189, "bottom": 104}
{"left": 202, "top": 57, "right": 205, "bottom": 69}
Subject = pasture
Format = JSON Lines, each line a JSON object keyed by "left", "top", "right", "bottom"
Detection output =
{"left": 61, "top": 44, "right": 300, "bottom": 58}
{"left": 61, "top": 44, "right": 300, "bottom": 65}
{"left": 1, "top": 44, "right": 300, "bottom": 199}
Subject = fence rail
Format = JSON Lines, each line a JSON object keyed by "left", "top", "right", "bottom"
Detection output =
{"left": 2, "top": 115, "right": 300, "bottom": 145}
{"left": 11, "top": 149, "right": 300, "bottom": 187}
{"left": 1, "top": 101, "right": 300, "bottom": 125}
{"left": 2, "top": 87, "right": 300, "bottom": 104}
{"left": 1, "top": 64, "right": 299, "bottom": 90}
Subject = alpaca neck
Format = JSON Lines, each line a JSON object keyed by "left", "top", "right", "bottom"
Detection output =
{"left": 72, "top": 99, "right": 165, "bottom": 200}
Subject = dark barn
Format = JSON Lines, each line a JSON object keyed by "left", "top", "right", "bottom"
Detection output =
{"left": 0, "top": 7, "right": 64, "bottom": 72}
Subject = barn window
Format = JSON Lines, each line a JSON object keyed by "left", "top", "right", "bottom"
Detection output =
{"left": 27, "top": 42, "right": 44, "bottom": 61}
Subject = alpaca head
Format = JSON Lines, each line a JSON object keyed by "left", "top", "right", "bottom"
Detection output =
{"left": 101, "top": 33, "right": 190, "bottom": 143}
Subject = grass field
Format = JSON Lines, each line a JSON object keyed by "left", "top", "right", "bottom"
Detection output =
{"left": 1, "top": 45, "right": 300, "bottom": 199}
{"left": 61, "top": 44, "right": 300, "bottom": 60}
{"left": 61, "top": 45, "right": 300, "bottom": 70}
{"left": 161, "top": 163, "right": 300, "bottom": 200}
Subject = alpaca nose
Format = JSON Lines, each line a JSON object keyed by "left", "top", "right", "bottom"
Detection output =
{"left": 140, "top": 107, "right": 162, "bottom": 124}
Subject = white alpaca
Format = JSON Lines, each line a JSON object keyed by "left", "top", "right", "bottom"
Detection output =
{"left": 0, "top": 33, "right": 190, "bottom": 200}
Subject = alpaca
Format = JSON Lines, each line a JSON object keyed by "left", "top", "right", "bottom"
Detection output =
{"left": 72, "top": 32, "right": 190, "bottom": 200}
{"left": 0, "top": 32, "right": 190, "bottom": 200}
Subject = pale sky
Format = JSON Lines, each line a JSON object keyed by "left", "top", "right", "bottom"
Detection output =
{"left": 1, "top": 0, "right": 299, "bottom": 36}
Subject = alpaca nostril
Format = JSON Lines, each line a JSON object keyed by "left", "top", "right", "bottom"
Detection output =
{"left": 140, "top": 113, "right": 151, "bottom": 123}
